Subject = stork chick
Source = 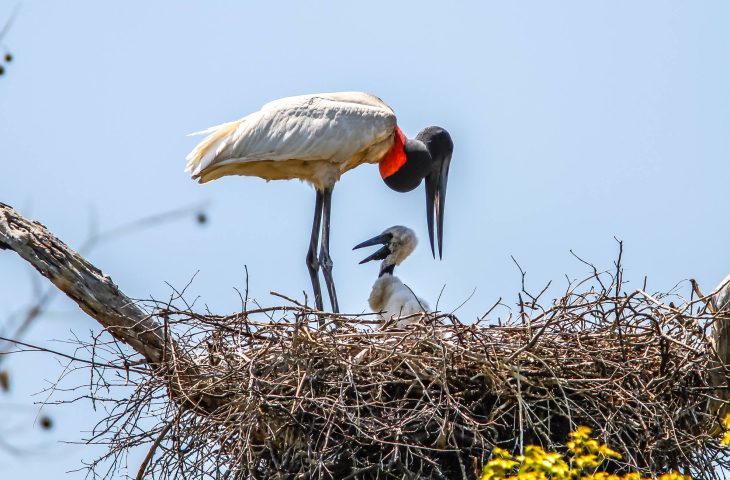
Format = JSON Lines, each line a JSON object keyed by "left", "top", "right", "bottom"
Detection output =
{"left": 354, "top": 226, "right": 429, "bottom": 328}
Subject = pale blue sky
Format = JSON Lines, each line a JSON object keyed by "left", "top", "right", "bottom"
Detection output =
{"left": 1, "top": 1, "right": 729, "bottom": 477}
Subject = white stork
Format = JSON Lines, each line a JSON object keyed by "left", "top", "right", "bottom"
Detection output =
{"left": 185, "top": 92, "right": 453, "bottom": 313}
{"left": 354, "top": 225, "right": 430, "bottom": 328}
{"left": 712, "top": 274, "right": 730, "bottom": 313}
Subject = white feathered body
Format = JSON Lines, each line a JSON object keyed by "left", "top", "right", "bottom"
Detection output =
{"left": 368, "top": 274, "right": 429, "bottom": 328}
{"left": 185, "top": 92, "right": 397, "bottom": 191}
{"left": 713, "top": 273, "right": 730, "bottom": 312}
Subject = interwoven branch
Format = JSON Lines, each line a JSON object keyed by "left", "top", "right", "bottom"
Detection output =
{"left": 2, "top": 202, "right": 730, "bottom": 479}
{"left": 75, "top": 287, "right": 729, "bottom": 479}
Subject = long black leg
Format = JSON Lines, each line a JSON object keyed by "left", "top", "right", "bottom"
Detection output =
{"left": 306, "top": 189, "right": 325, "bottom": 314}
{"left": 319, "top": 186, "right": 339, "bottom": 313}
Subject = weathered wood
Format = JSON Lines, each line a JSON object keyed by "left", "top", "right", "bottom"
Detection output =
{"left": 0, "top": 203, "right": 231, "bottom": 412}
{"left": 0, "top": 202, "right": 167, "bottom": 364}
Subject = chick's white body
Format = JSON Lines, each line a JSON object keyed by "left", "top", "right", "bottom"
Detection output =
{"left": 368, "top": 275, "right": 430, "bottom": 328}
{"left": 359, "top": 226, "right": 430, "bottom": 328}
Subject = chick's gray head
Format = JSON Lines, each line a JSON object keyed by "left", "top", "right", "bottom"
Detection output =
{"left": 354, "top": 225, "right": 418, "bottom": 271}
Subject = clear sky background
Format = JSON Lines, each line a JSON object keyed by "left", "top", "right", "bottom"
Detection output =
{"left": 1, "top": 1, "right": 729, "bottom": 477}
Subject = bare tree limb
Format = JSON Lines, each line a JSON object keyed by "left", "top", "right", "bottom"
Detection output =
{"left": 0, "top": 200, "right": 208, "bottom": 364}
{"left": 0, "top": 4, "right": 20, "bottom": 43}
{"left": 0, "top": 202, "right": 233, "bottom": 413}
{"left": 0, "top": 203, "right": 168, "bottom": 364}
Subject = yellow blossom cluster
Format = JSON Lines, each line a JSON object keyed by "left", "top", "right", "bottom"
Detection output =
{"left": 481, "top": 427, "right": 690, "bottom": 480}
{"left": 721, "top": 414, "right": 730, "bottom": 446}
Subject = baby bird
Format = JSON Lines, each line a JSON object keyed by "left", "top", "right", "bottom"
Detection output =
{"left": 354, "top": 226, "right": 430, "bottom": 328}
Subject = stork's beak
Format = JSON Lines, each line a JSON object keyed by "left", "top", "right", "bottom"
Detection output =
{"left": 353, "top": 233, "right": 392, "bottom": 264}
{"left": 425, "top": 151, "right": 451, "bottom": 259}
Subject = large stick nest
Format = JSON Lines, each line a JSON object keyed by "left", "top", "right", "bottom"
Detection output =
{"left": 81, "top": 269, "right": 729, "bottom": 480}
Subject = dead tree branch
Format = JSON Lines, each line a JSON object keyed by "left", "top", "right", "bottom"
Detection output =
{"left": 0, "top": 203, "right": 257, "bottom": 414}
{"left": 0, "top": 200, "right": 208, "bottom": 364}
{"left": 0, "top": 202, "right": 167, "bottom": 364}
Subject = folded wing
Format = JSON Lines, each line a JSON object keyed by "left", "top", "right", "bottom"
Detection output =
{"left": 185, "top": 92, "right": 397, "bottom": 183}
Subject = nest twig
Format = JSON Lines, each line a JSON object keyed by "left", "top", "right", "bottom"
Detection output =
{"left": 72, "top": 267, "right": 729, "bottom": 480}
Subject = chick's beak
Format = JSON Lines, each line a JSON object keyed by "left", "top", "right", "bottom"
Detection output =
{"left": 353, "top": 233, "right": 392, "bottom": 264}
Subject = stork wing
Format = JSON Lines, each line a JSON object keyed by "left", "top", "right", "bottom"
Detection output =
{"left": 713, "top": 273, "right": 730, "bottom": 312}
{"left": 185, "top": 92, "right": 397, "bottom": 182}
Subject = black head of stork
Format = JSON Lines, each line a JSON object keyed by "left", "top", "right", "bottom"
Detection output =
{"left": 379, "top": 127, "right": 453, "bottom": 259}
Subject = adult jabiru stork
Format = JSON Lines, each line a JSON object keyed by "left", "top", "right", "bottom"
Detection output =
{"left": 712, "top": 274, "right": 730, "bottom": 313}
{"left": 185, "top": 92, "right": 453, "bottom": 314}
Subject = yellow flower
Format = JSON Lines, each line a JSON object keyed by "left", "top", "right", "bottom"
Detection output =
{"left": 721, "top": 414, "right": 730, "bottom": 446}
{"left": 621, "top": 473, "right": 641, "bottom": 480}
{"left": 597, "top": 444, "right": 622, "bottom": 460}
{"left": 722, "top": 413, "right": 730, "bottom": 430}
{"left": 574, "top": 454, "right": 601, "bottom": 469}
{"left": 570, "top": 426, "right": 593, "bottom": 442}
{"left": 493, "top": 447, "right": 514, "bottom": 459}
{"left": 583, "top": 474, "right": 621, "bottom": 480}
{"left": 486, "top": 458, "right": 519, "bottom": 471}
{"left": 656, "top": 473, "right": 691, "bottom": 480}
{"left": 481, "top": 427, "right": 692, "bottom": 480}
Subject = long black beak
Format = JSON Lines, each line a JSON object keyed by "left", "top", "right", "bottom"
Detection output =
{"left": 425, "top": 151, "right": 451, "bottom": 259}
{"left": 353, "top": 233, "right": 392, "bottom": 264}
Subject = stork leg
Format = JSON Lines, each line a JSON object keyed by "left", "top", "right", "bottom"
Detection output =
{"left": 319, "top": 187, "right": 339, "bottom": 314}
{"left": 306, "top": 189, "right": 325, "bottom": 314}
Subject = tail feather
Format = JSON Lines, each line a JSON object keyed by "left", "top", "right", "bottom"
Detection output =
{"left": 184, "top": 120, "right": 242, "bottom": 177}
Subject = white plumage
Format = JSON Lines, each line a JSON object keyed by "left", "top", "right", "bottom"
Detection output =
{"left": 355, "top": 226, "right": 429, "bottom": 328}
{"left": 712, "top": 273, "right": 730, "bottom": 313}
{"left": 369, "top": 275, "right": 430, "bottom": 328}
{"left": 185, "top": 92, "right": 397, "bottom": 191}
{"left": 185, "top": 91, "right": 453, "bottom": 317}
{"left": 185, "top": 92, "right": 403, "bottom": 314}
